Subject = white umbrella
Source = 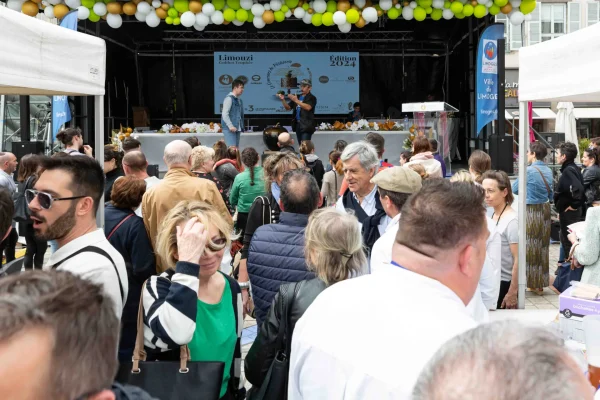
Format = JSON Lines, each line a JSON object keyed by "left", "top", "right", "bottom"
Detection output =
{"left": 555, "top": 102, "right": 579, "bottom": 162}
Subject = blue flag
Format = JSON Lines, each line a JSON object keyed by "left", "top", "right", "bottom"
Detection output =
{"left": 475, "top": 23, "right": 505, "bottom": 137}
{"left": 52, "top": 12, "right": 78, "bottom": 139}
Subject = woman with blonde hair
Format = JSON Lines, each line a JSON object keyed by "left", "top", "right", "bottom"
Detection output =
{"left": 191, "top": 145, "right": 234, "bottom": 215}
{"left": 321, "top": 150, "right": 344, "bottom": 206}
{"left": 449, "top": 169, "right": 475, "bottom": 183}
{"left": 245, "top": 208, "right": 366, "bottom": 395}
{"left": 141, "top": 201, "right": 244, "bottom": 400}
{"left": 407, "top": 163, "right": 429, "bottom": 181}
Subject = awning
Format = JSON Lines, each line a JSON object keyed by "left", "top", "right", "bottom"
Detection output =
{"left": 504, "top": 108, "right": 556, "bottom": 120}
{"left": 573, "top": 108, "right": 600, "bottom": 119}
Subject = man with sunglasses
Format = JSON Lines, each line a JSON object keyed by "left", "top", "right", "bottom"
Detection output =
{"left": 29, "top": 156, "right": 128, "bottom": 318}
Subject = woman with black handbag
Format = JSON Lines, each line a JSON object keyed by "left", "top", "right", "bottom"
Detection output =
{"left": 136, "top": 200, "right": 245, "bottom": 400}
{"left": 244, "top": 208, "right": 367, "bottom": 399}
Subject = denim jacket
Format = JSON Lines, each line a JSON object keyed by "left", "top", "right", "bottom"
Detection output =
{"left": 512, "top": 160, "right": 553, "bottom": 205}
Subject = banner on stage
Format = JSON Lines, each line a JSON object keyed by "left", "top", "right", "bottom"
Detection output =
{"left": 475, "top": 24, "right": 505, "bottom": 136}
{"left": 52, "top": 11, "right": 77, "bottom": 139}
{"left": 214, "top": 52, "right": 359, "bottom": 115}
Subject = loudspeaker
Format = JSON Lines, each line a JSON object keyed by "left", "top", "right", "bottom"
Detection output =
{"left": 488, "top": 135, "right": 514, "bottom": 174}
{"left": 539, "top": 132, "right": 565, "bottom": 148}
{"left": 12, "top": 141, "right": 45, "bottom": 161}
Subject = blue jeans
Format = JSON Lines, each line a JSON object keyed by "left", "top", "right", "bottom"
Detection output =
{"left": 222, "top": 129, "right": 240, "bottom": 148}
{"left": 297, "top": 132, "right": 313, "bottom": 142}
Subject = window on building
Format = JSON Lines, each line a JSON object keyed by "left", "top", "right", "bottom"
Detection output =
{"left": 541, "top": 3, "right": 566, "bottom": 41}
{"left": 530, "top": 6, "right": 542, "bottom": 45}
{"left": 568, "top": 2, "right": 581, "bottom": 32}
{"left": 495, "top": 15, "right": 523, "bottom": 51}
{"left": 589, "top": 1, "right": 600, "bottom": 26}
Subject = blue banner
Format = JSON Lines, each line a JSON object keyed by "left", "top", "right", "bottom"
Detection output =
{"left": 52, "top": 12, "right": 78, "bottom": 139}
{"left": 475, "top": 24, "right": 505, "bottom": 136}
{"left": 214, "top": 52, "right": 359, "bottom": 115}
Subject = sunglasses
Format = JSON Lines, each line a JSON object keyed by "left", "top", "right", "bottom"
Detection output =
{"left": 25, "top": 189, "right": 86, "bottom": 210}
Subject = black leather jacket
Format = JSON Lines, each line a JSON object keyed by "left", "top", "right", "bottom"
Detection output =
{"left": 583, "top": 164, "right": 600, "bottom": 205}
{"left": 244, "top": 278, "right": 327, "bottom": 388}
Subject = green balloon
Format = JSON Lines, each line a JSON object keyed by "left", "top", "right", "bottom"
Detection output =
{"left": 431, "top": 7, "right": 442, "bottom": 19}
{"left": 285, "top": 0, "right": 299, "bottom": 8}
{"left": 520, "top": 0, "right": 536, "bottom": 14}
{"left": 346, "top": 8, "right": 359, "bottom": 23}
{"left": 462, "top": 3, "right": 473, "bottom": 15}
{"left": 167, "top": 7, "right": 178, "bottom": 17}
{"left": 493, "top": 0, "right": 507, "bottom": 6}
{"left": 88, "top": 9, "right": 100, "bottom": 21}
{"left": 274, "top": 10, "right": 285, "bottom": 21}
{"left": 103, "top": 0, "right": 113, "bottom": 4}
{"left": 201, "top": 0, "right": 209, "bottom": 3}
{"left": 326, "top": 0, "right": 336, "bottom": 12}
{"left": 236, "top": 8, "right": 248, "bottom": 20}
{"left": 223, "top": 8, "right": 236, "bottom": 20}
{"left": 212, "top": 0, "right": 225, "bottom": 10}
{"left": 419, "top": 0, "right": 432, "bottom": 7}
{"left": 455, "top": 11, "right": 464, "bottom": 18}
{"left": 312, "top": 13, "right": 323, "bottom": 26}
{"left": 226, "top": 0, "right": 240, "bottom": 9}
{"left": 281, "top": 5, "right": 289, "bottom": 12}
{"left": 450, "top": 1, "right": 462, "bottom": 14}
{"left": 82, "top": 0, "right": 94, "bottom": 8}
{"left": 387, "top": 7, "right": 400, "bottom": 19}
{"left": 173, "top": 0, "right": 189, "bottom": 12}
{"left": 302, "top": 3, "right": 309, "bottom": 10}
{"left": 248, "top": 11, "right": 254, "bottom": 21}
{"left": 173, "top": 16, "right": 181, "bottom": 24}
{"left": 489, "top": 4, "right": 500, "bottom": 14}
{"left": 473, "top": 3, "right": 486, "bottom": 17}
{"left": 414, "top": 6, "right": 426, "bottom": 20}
{"left": 322, "top": 11, "right": 334, "bottom": 25}
{"left": 165, "top": 16, "right": 173, "bottom": 24}
{"left": 425, "top": 6, "right": 432, "bottom": 13}
{"left": 443, "top": 1, "right": 451, "bottom": 8}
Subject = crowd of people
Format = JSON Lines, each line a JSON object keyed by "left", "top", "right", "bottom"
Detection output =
{"left": 0, "top": 128, "right": 599, "bottom": 400}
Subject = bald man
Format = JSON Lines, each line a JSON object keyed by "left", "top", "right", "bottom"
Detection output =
{"left": 0, "top": 152, "right": 18, "bottom": 263}
{"left": 123, "top": 151, "right": 161, "bottom": 217}
{"left": 277, "top": 132, "right": 302, "bottom": 160}
{"left": 141, "top": 140, "right": 231, "bottom": 269}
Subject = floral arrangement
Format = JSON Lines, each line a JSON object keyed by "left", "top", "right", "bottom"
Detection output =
{"left": 318, "top": 119, "right": 409, "bottom": 132}
{"left": 158, "top": 122, "right": 221, "bottom": 133}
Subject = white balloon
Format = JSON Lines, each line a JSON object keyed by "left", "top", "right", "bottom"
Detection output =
{"left": 432, "top": 0, "right": 443, "bottom": 7}
{"left": 240, "top": 0, "right": 253, "bottom": 9}
{"left": 211, "top": 10, "right": 224, "bottom": 24}
{"left": 6, "top": 0, "right": 24, "bottom": 10}
{"left": 270, "top": 0, "right": 282, "bottom": 11}
{"left": 442, "top": 8, "right": 453, "bottom": 19}
{"left": 41, "top": 0, "right": 49, "bottom": 6}
{"left": 44, "top": 5, "right": 55, "bottom": 18}
{"left": 524, "top": 13, "right": 532, "bottom": 21}
{"left": 77, "top": 5, "right": 90, "bottom": 19}
{"left": 152, "top": 0, "right": 161, "bottom": 7}
{"left": 362, "top": 6, "right": 377, "bottom": 22}
{"left": 285, "top": 9, "right": 291, "bottom": 17}
{"left": 302, "top": 11, "right": 312, "bottom": 23}
{"left": 196, "top": 12, "right": 209, "bottom": 26}
{"left": 409, "top": 1, "right": 417, "bottom": 8}
{"left": 338, "top": 22, "right": 351, "bottom": 32}
{"left": 511, "top": 0, "right": 521, "bottom": 7}
{"left": 253, "top": 16, "right": 266, "bottom": 27}
{"left": 251, "top": 3, "right": 264, "bottom": 15}
{"left": 180, "top": 10, "right": 195, "bottom": 26}
{"left": 402, "top": 6, "right": 413, "bottom": 19}
{"left": 395, "top": 3, "right": 401, "bottom": 8}
{"left": 354, "top": 0, "right": 365, "bottom": 8}
{"left": 135, "top": 11, "right": 147, "bottom": 21}
{"left": 193, "top": 23, "right": 205, "bottom": 30}
{"left": 106, "top": 13, "right": 122, "bottom": 28}
{"left": 202, "top": 2, "right": 215, "bottom": 15}
{"left": 263, "top": 3, "right": 270, "bottom": 10}
{"left": 163, "top": 0, "right": 173, "bottom": 5}
{"left": 146, "top": 11, "right": 160, "bottom": 26}
{"left": 313, "top": 0, "right": 326, "bottom": 13}
{"left": 93, "top": 2, "right": 106, "bottom": 16}
{"left": 136, "top": 1, "right": 151, "bottom": 14}
{"left": 293, "top": 6, "right": 305, "bottom": 18}
{"left": 332, "top": 10, "right": 345, "bottom": 24}
{"left": 511, "top": 11, "right": 524, "bottom": 25}
{"left": 233, "top": 19, "right": 244, "bottom": 25}
{"left": 379, "top": 0, "right": 392, "bottom": 10}
{"left": 65, "top": 0, "right": 80, "bottom": 9}
{"left": 47, "top": 0, "right": 61, "bottom": 5}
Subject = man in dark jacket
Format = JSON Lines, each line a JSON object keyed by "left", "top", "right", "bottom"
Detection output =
{"left": 278, "top": 79, "right": 317, "bottom": 142}
{"left": 554, "top": 142, "right": 585, "bottom": 257}
{"left": 247, "top": 169, "right": 322, "bottom": 326}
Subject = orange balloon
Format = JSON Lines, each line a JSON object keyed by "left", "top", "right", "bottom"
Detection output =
{"left": 337, "top": 0, "right": 350, "bottom": 11}
{"left": 189, "top": 0, "right": 202, "bottom": 13}
{"left": 307, "top": 7, "right": 313, "bottom": 13}
{"left": 377, "top": 9, "right": 383, "bottom": 16}
{"left": 366, "top": 0, "right": 373, "bottom": 6}
{"left": 471, "top": 0, "right": 477, "bottom": 5}
{"left": 31, "top": 0, "right": 42, "bottom": 4}
{"left": 262, "top": 10, "right": 275, "bottom": 23}
{"left": 53, "top": 3, "right": 69, "bottom": 18}
{"left": 123, "top": 2, "right": 136, "bottom": 15}
{"left": 355, "top": 15, "right": 366, "bottom": 27}
{"left": 21, "top": 1, "right": 39, "bottom": 16}
{"left": 133, "top": 0, "right": 142, "bottom": 4}
{"left": 107, "top": 2, "right": 122, "bottom": 13}
{"left": 500, "top": 3, "right": 512, "bottom": 13}
{"left": 351, "top": 4, "right": 358, "bottom": 9}
{"left": 160, "top": 2, "right": 169, "bottom": 10}
{"left": 156, "top": 7, "right": 167, "bottom": 18}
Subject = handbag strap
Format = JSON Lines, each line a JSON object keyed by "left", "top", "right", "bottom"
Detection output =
{"left": 532, "top": 166, "right": 551, "bottom": 196}
{"left": 107, "top": 213, "right": 135, "bottom": 241}
{"left": 280, "top": 282, "right": 300, "bottom": 357}
{"left": 132, "top": 278, "right": 191, "bottom": 373}
{"left": 259, "top": 196, "right": 272, "bottom": 225}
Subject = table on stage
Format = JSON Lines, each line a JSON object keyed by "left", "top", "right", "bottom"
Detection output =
{"left": 135, "top": 130, "right": 411, "bottom": 174}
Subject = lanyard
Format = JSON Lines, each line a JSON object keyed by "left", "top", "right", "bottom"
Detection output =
{"left": 390, "top": 260, "right": 407, "bottom": 270}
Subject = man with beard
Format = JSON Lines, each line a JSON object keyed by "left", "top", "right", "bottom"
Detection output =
{"left": 28, "top": 156, "right": 127, "bottom": 318}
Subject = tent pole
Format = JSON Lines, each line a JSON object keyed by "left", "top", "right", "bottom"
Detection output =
{"left": 517, "top": 101, "right": 528, "bottom": 309}
{"left": 95, "top": 95, "right": 105, "bottom": 229}
{"left": 0, "top": 95, "right": 5, "bottom": 150}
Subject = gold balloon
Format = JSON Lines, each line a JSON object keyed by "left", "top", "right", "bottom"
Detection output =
{"left": 189, "top": 0, "right": 202, "bottom": 13}
{"left": 156, "top": 7, "right": 167, "bottom": 18}
{"left": 365, "top": 0, "right": 373, "bottom": 6}
{"left": 123, "top": 2, "right": 137, "bottom": 15}
{"left": 160, "top": 3, "right": 169, "bottom": 10}
{"left": 21, "top": 1, "right": 39, "bottom": 16}
{"left": 403, "top": 1, "right": 409, "bottom": 5}
{"left": 471, "top": 0, "right": 477, "bottom": 5}
{"left": 262, "top": 9, "right": 275, "bottom": 23}
{"left": 500, "top": 3, "right": 512, "bottom": 13}
{"left": 355, "top": 15, "right": 366, "bottom": 27}
{"left": 392, "top": 0, "right": 398, "bottom": 4}
{"left": 351, "top": 4, "right": 358, "bottom": 10}
{"left": 107, "top": 2, "right": 122, "bottom": 13}
{"left": 377, "top": 9, "right": 383, "bottom": 16}
{"left": 337, "top": 0, "right": 350, "bottom": 11}
{"left": 53, "top": 3, "right": 69, "bottom": 18}
{"left": 31, "top": 0, "right": 42, "bottom": 4}
{"left": 307, "top": 7, "right": 313, "bottom": 13}
{"left": 133, "top": 0, "right": 142, "bottom": 4}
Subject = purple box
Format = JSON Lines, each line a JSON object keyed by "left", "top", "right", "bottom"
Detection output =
{"left": 559, "top": 287, "right": 600, "bottom": 343}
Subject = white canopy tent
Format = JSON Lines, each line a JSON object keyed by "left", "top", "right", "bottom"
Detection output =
{"left": 0, "top": 6, "right": 107, "bottom": 225}
{"left": 517, "top": 22, "right": 600, "bottom": 308}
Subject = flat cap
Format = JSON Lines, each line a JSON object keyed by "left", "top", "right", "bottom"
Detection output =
{"left": 371, "top": 166, "right": 422, "bottom": 194}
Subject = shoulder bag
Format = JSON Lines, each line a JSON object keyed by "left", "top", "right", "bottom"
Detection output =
{"left": 127, "top": 282, "right": 225, "bottom": 400}
{"left": 13, "top": 176, "right": 34, "bottom": 223}
{"left": 531, "top": 166, "right": 551, "bottom": 197}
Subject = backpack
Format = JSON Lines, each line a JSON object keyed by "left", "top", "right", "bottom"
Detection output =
{"left": 13, "top": 176, "right": 34, "bottom": 223}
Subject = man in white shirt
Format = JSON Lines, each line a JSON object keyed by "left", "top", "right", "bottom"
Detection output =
{"left": 369, "top": 166, "right": 422, "bottom": 271}
{"left": 122, "top": 151, "right": 161, "bottom": 217}
{"left": 289, "top": 180, "right": 489, "bottom": 400}
{"left": 28, "top": 156, "right": 128, "bottom": 318}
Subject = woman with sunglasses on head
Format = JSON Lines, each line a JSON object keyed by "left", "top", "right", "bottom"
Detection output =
{"left": 142, "top": 201, "right": 244, "bottom": 400}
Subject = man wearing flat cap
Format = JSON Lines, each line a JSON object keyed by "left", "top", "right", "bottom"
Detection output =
{"left": 369, "top": 166, "right": 423, "bottom": 272}
{"left": 278, "top": 79, "right": 317, "bottom": 142}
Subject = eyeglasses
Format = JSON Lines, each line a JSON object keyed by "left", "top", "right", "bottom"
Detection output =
{"left": 25, "top": 189, "right": 86, "bottom": 210}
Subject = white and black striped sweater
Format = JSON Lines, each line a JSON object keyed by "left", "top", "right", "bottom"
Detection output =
{"left": 142, "top": 261, "right": 244, "bottom": 395}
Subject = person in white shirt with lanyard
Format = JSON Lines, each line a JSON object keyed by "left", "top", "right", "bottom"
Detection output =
{"left": 28, "top": 156, "right": 128, "bottom": 318}
{"left": 289, "top": 180, "right": 488, "bottom": 399}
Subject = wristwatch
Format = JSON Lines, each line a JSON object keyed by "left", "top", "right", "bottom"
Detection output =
{"left": 238, "top": 281, "right": 250, "bottom": 290}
